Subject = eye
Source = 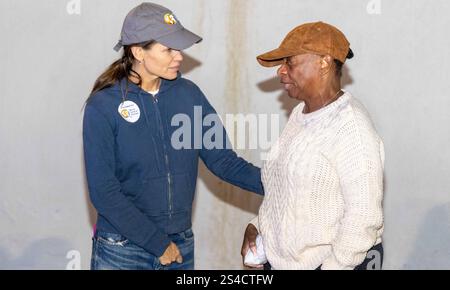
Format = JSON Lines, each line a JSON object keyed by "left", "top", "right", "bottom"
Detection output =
{"left": 284, "top": 58, "right": 293, "bottom": 67}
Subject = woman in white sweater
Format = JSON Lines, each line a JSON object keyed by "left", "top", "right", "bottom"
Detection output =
{"left": 241, "top": 22, "right": 385, "bottom": 270}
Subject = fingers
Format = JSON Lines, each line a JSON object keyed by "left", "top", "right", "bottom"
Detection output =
{"left": 159, "top": 254, "right": 173, "bottom": 266}
{"left": 249, "top": 242, "right": 258, "bottom": 255}
{"left": 173, "top": 244, "right": 183, "bottom": 264}
{"left": 241, "top": 248, "right": 248, "bottom": 258}
{"left": 159, "top": 257, "right": 170, "bottom": 266}
{"left": 245, "top": 263, "right": 264, "bottom": 269}
{"left": 159, "top": 242, "right": 183, "bottom": 266}
{"left": 241, "top": 240, "right": 249, "bottom": 257}
{"left": 241, "top": 224, "right": 260, "bottom": 263}
{"left": 160, "top": 254, "right": 182, "bottom": 265}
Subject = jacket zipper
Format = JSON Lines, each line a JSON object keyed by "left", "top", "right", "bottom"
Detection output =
{"left": 165, "top": 155, "right": 172, "bottom": 219}
{"left": 151, "top": 93, "right": 173, "bottom": 219}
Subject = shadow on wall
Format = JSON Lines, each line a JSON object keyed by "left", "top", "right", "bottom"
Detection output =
{"left": 341, "top": 66, "right": 354, "bottom": 90}
{"left": 180, "top": 53, "right": 202, "bottom": 75}
{"left": 257, "top": 77, "right": 298, "bottom": 117}
{"left": 257, "top": 65, "right": 354, "bottom": 117}
{"left": 0, "top": 238, "right": 73, "bottom": 270}
{"left": 403, "top": 202, "right": 450, "bottom": 269}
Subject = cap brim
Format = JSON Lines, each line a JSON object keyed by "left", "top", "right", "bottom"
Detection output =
{"left": 156, "top": 28, "right": 203, "bottom": 51}
{"left": 113, "top": 41, "right": 123, "bottom": 52}
{"left": 257, "top": 47, "right": 305, "bottom": 67}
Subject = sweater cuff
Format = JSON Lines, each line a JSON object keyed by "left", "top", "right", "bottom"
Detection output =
{"left": 143, "top": 232, "right": 172, "bottom": 258}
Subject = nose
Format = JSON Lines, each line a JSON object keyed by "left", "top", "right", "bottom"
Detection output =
{"left": 173, "top": 50, "right": 183, "bottom": 62}
{"left": 277, "top": 63, "right": 287, "bottom": 78}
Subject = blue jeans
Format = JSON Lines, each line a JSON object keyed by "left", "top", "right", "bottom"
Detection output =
{"left": 90, "top": 228, "right": 195, "bottom": 270}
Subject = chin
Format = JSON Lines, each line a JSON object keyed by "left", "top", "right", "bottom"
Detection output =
{"left": 163, "top": 73, "right": 178, "bottom": 80}
{"left": 286, "top": 90, "right": 296, "bottom": 99}
{"left": 286, "top": 92, "right": 302, "bottom": 101}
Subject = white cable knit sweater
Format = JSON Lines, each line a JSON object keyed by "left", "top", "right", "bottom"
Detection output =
{"left": 252, "top": 91, "right": 384, "bottom": 270}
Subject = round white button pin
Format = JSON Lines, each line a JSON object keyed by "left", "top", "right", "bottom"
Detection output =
{"left": 118, "top": 101, "right": 141, "bottom": 123}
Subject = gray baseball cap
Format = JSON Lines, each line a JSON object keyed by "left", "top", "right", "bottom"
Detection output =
{"left": 113, "top": 2, "right": 202, "bottom": 52}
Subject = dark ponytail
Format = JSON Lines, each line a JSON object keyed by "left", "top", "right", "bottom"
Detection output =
{"left": 86, "top": 41, "right": 155, "bottom": 103}
{"left": 334, "top": 48, "right": 354, "bottom": 78}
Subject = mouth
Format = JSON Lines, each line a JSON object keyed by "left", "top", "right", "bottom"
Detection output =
{"left": 281, "top": 82, "right": 294, "bottom": 91}
{"left": 169, "top": 66, "right": 180, "bottom": 70}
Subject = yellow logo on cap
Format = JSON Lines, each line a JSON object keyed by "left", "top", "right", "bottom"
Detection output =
{"left": 164, "top": 13, "right": 177, "bottom": 25}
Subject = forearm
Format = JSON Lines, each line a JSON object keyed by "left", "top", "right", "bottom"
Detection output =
{"left": 200, "top": 148, "right": 264, "bottom": 194}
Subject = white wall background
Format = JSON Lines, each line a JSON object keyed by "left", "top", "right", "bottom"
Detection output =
{"left": 1, "top": 0, "right": 449, "bottom": 269}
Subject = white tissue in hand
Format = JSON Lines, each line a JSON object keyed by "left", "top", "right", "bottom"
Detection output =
{"left": 244, "top": 235, "right": 267, "bottom": 266}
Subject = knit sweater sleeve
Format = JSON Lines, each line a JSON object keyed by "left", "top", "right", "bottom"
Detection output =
{"left": 321, "top": 117, "right": 384, "bottom": 270}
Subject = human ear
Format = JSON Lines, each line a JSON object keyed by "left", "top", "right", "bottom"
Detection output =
{"left": 320, "top": 55, "right": 333, "bottom": 75}
{"left": 131, "top": 46, "right": 144, "bottom": 63}
{"left": 321, "top": 55, "right": 333, "bottom": 69}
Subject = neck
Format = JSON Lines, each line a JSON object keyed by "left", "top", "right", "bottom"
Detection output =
{"left": 129, "top": 65, "right": 161, "bottom": 92}
{"left": 141, "top": 77, "right": 161, "bottom": 92}
{"left": 303, "top": 79, "right": 342, "bottom": 113}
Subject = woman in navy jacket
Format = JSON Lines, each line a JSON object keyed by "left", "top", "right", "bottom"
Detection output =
{"left": 83, "top": 3, "right": 263, "bottom": 270}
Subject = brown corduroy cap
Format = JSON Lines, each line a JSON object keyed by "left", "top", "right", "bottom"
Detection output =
{"left": 257, "top": 21, "right": 352, "bottom": 67}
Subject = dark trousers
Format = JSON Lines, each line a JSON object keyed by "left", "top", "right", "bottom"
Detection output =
{"left": 263, "top": 243, "right": 384, "bottom": 270}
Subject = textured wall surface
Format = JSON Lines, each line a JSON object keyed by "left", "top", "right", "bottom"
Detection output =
{"left": 1, "top": 0, "right": 449, "bottom": 269}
